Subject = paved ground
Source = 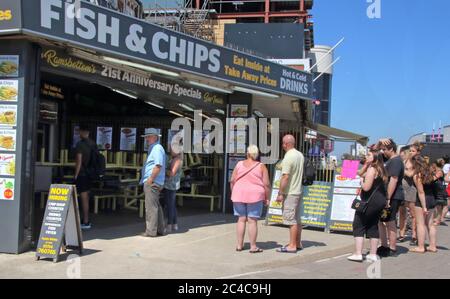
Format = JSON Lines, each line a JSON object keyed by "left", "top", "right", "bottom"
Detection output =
{"left": 0, "top": 209, "right": 449, "bottom": 279}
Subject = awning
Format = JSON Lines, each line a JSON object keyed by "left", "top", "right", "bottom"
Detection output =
{"left": 304, "top": 121, "right": 369, "bottom": 146}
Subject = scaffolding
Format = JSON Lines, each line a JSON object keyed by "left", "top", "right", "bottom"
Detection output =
{"left": 143, "top": 0, "right": 215, "bottom": 42}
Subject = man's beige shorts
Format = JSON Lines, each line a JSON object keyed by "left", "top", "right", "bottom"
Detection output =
{"left": 282, "top": 194, "right": 301, "bottom": 225}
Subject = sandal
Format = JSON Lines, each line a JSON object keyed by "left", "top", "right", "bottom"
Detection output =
{"left": 276, "top": 246, "right": 297, "bottom": 253}
{"left": 285, "top": 244, "right": 303, "bottom": 251}
{"left": 249, "top": 248, "right": 263, "bottom": 253}
{"left": 426, "top": 247, "right": 438, "bottom": 253}
{"left": 236, "top": 247, "right": 243, "bottom": 252}
{"left": 409, "top": 247, "right": 425, "bottom": 254}
{"left": 397, "top": 236, "right": 406, "bottom": 242}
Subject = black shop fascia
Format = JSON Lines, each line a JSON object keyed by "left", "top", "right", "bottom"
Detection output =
{"left": 39, "top": 46, "right": 226, "bottom": 116}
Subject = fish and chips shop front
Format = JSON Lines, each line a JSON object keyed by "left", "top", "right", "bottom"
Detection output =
{"left": 0, "top": 0, "right": 313, "bottom": 253}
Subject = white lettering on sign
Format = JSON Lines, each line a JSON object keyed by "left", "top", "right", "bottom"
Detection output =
{"left": 40, "top": 0, "right": 221, "bottom": 73}
{"left": 151, "top": 32, "right": 221, "bottom": 73}
{"left": 42, "top": 0, "right": 120, "bottom": 47}
{"left": 100, "top": 65, "right": 203, "bottom": 100}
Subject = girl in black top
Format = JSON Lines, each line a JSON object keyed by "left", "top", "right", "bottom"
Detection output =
{"left": 408, "top": 156, "right": 438, "bottom": 253}
{"left": 432, "top": 161, "right": 447, "bottom": 225}
{"left": 348, "top": 150, "right": 388, "bottom": 263}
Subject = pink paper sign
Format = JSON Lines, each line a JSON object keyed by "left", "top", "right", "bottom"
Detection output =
{"left": 341, "top": 160, "right": 360, "bottom": 179}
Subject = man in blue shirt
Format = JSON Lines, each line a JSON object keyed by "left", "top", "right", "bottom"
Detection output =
{"left": 140, "top": 128, "right": 167, "bottom": 237}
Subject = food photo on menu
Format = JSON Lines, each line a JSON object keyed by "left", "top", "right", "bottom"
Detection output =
{"left": 0, "top": 81, "right": 19, "bottom": 102}
{"left": 0, "top": 57, "right": 18, "bottom": 77}
{"left": 0, "top": 105, "right": 17, "bottom": 126}
{"left": 0, "top": 130, "right": 16, "bottom": 151}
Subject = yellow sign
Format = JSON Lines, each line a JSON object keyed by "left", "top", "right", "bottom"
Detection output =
{"left": 0, "top": 10, "right": 12, "bottom": 21}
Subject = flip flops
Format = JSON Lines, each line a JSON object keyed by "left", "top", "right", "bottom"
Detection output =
{"left": 276, "top": 246, "right": 297, "bottom": 253}
{"left": 249, "top": 248, "right": 263, "bottom": 253}
{"left": 426, "top": 247, "right": 438, "bottom": 253}
{"left": 409, "top": 247, "right": 426, "bottom": 254}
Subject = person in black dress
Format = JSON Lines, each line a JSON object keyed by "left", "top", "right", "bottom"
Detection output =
{"left": 407, "top": 156, "right": 438, "bottom": 253}
{"left": 348, "top": 149, "right": 388, "bottom": 263}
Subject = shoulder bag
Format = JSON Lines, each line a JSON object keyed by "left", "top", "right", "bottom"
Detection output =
{"left": 351, "top": 183, "right": 381, "bottom": 214}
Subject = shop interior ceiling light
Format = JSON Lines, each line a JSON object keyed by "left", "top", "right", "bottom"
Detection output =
{"left": 169, "top": 110, "right": 185, "bottom": 117}
{"left": 178, "top": 103, "right": 195, "bottom": 111}
{"left": 187, "top": 80, "right": 233, "bottom": 94}
{"left": 112, "top": 88, "right": 138, "bottom": 99}
{"left": 291, "top": 100, "right": 300, "bottom": 113}
{"left": 233, "top": 86, "right": 279, "bottom": 99}
{"left": 103, "top": 56, "right": 180, "bottom": 78}
{"left": 253, "top": 110, "right": 264, "bottom": 118}
{"left": 145, "top": 101, "right": 164, "bottom": 109}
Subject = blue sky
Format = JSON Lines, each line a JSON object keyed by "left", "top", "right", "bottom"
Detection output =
{"left": 313, "top": 0, "right": 450, "bottom": 146}
{"left": 140, "top": 0, "right": 449, "bottom": 150}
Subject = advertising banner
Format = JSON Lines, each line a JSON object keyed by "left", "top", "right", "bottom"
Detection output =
{"left": 22, "top": 0, "right": 313, "bottom": 99}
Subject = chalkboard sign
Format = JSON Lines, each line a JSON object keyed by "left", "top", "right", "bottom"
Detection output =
{"left": 300, "top": 181, "right": 334, "bottom": 229}
{"left": 36, "top": 184, "right": 83, "bottom": 263}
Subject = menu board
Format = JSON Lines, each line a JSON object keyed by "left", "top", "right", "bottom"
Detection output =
{"left": 0, "top": 104, "right": 17, "bottom": 126}
{"left": 193, "top": 130, "right": 213, "bottom": 154}
{"left": 0, "top": 154, "right": 15, "bottom": 176}
{"left": 327, "top": 174, "right": 361, "bottom": 232}
{"left": 0, "top": 56, "right": 19, "bottom": 77}
{"left": 167, "top": 129, "right": 183, "bottom": 151}
{"left": 227, "top": 155, "right": 245, "bottom": 182}
{"left": 230, "top": 104, "right": 248, "bottom": 117}
{"left": 300, "top": 181, "right": 334, "bottom": 229}
{"left": 36, "top": 185, "right": 83, "bottom": 262}
{"left": 265, "top": 161, "right": 284, "bottom": 224}
{"left": 120, "top": 127, "right": 136, "bottom": 151}
{"left": 0, "top": 178, "right": 15, "bottom": 200}
{"left": 228, "top": 129, "right": 246, "bottom": 154}
{"left": 96, "top": 126, "right": 113, "bottom": 150}
{"left": 0, "top": 129, "right": 16, "bottom": 151}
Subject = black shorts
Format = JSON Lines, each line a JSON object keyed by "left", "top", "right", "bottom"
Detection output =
{"left": 75, "top": 176, "right": 91, "bottom": 193}
{"left": 385, "top": 199, "right": 402, "bottom": 222}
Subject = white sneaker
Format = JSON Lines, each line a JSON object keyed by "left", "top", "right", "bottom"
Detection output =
{"left": 366, "top": 254, "right": 380, "bottom": 263}
{"left": 173, "top": 224, "right": 178, "bottom": 231}
{"left": 446, "top": 212, "right": 450, "bottom": 219}
{"left": 166, "top": 224, "right": 172, "bottom": 233}
{"left": 347, "top": 254, "right": 363, "bottom": 262}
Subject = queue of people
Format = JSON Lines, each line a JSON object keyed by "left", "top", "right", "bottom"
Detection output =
{"left": 139, "top": 131, "right": 449, "bottom": 261}
{"left": 349, "top": 139, "right": 450, "bottom": 262}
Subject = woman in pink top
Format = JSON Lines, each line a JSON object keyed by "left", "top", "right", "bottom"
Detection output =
{"left": 230, "top": 145, "right": 270, "bottom": 253}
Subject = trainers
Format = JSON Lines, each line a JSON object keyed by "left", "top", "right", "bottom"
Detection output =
{"left": 81, "top": 222, "right": 92, "bottom": 230}
{"left": 173, "top": 224, "right": 179, "bottom": 231}
{"left": 366, "top": 254, "right": 380, "bottom": 263}
{"left": 446, "top": 212, "right": 450, "bottom": 219}
{"left": 347, "top": 254, "right": 363, "bottom": 262}
{"left": 166, "top": 224, "right": 172, "bottom": 233}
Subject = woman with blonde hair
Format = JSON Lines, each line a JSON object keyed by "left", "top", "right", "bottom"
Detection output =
{"left": 230, "top": 145, "right": 270, "bottom": 253}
